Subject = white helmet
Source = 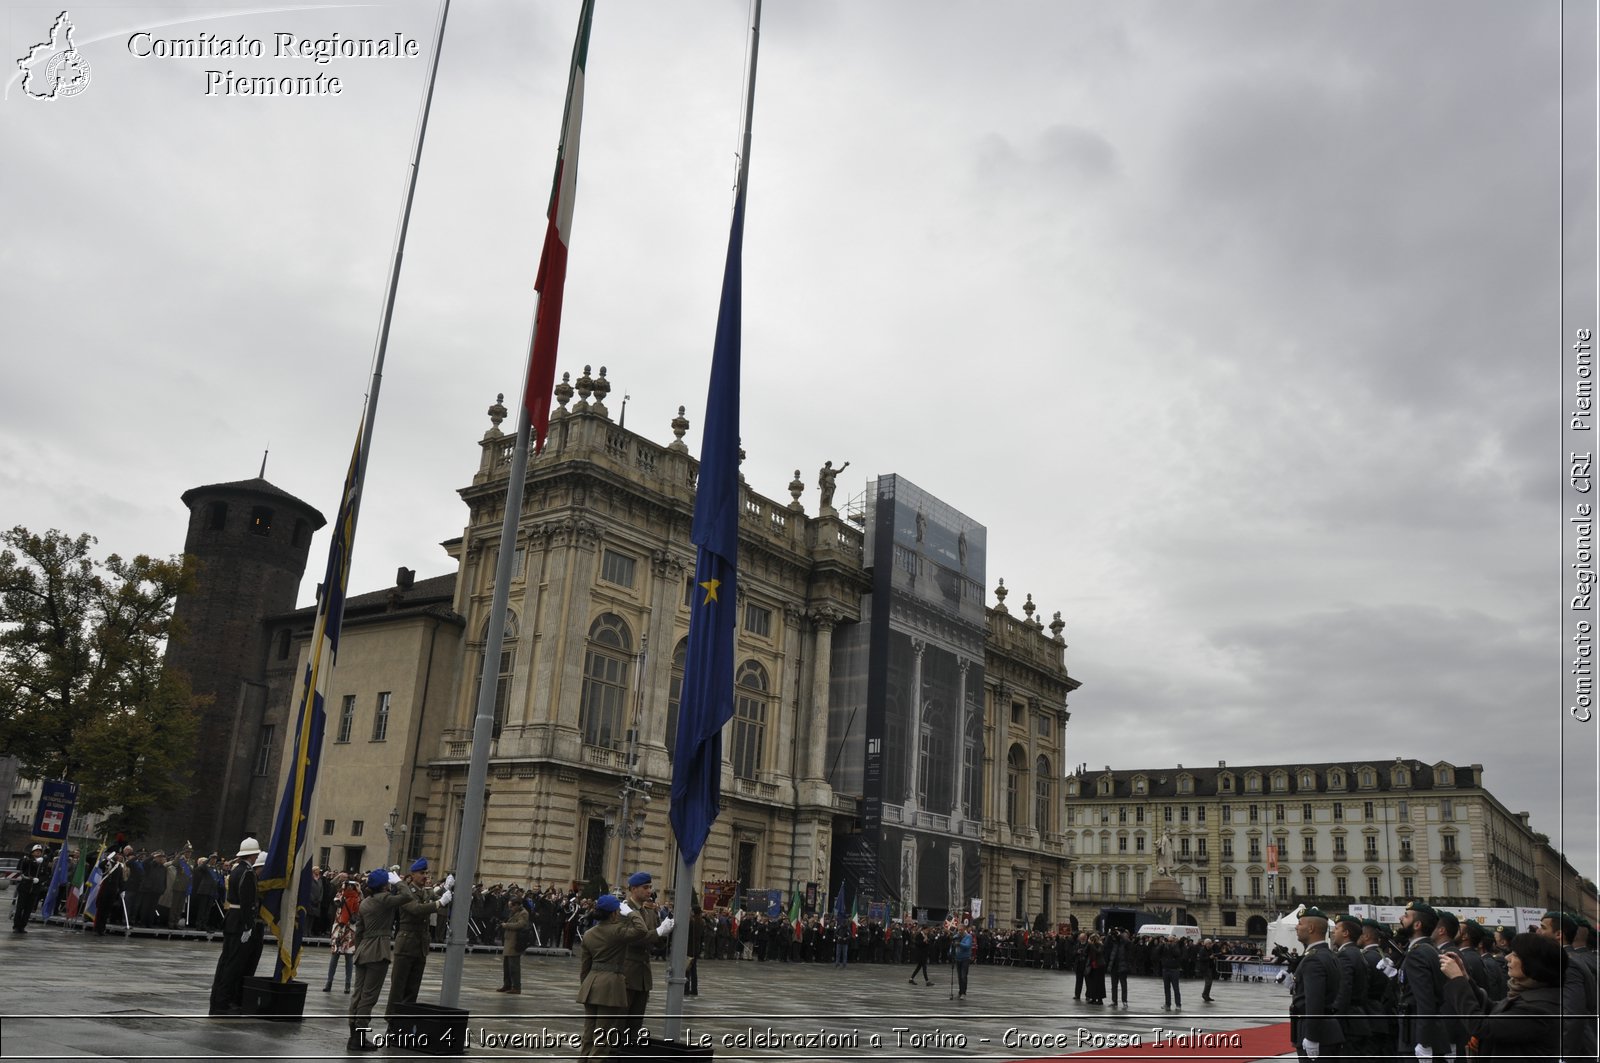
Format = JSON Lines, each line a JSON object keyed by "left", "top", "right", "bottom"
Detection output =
{"left": 235, "top": 837, "right": 262, "bottom": 860}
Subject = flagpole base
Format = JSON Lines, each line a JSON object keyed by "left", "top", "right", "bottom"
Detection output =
{"left": 384, "top": 1001, "right": 469, "bottom": 1055}
{"left": 240, "top": 976, "right": 307, "bottom": 1021}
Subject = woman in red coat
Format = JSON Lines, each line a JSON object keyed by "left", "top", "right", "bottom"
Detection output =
{"left": 323, "top": 877, "right": 361, "bottom": 993}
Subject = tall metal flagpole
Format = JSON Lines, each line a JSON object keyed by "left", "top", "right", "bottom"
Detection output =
{"left": 265, "top": 0, "right": 454, "bottom": 976}
{"left": 438, "top": 0, "right": 595, "bottom": 1005}
{"left": 663, "top": 0, "right": 761, "bottom": 1043}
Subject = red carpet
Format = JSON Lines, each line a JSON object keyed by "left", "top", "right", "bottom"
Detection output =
{"left": 1011, "top": 1020, "right": 1293, "bottom": 1062}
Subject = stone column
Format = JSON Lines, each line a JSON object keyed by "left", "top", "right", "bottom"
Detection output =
{"left": 804, "top": 610, "right": 838, "bottom": 783}
{"left": 953, "top": 658, "right": 970, "bottom": 821}
{"left": 641, "top": 550, "right": 684, "bottom": 760}
{"left": 906, "top": 638, "right": 926, "bottom": 813}
{"left": 551, "top": 519, "right": 603, "bottom": 740}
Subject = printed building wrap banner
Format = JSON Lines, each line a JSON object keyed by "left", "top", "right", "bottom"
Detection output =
{"left": 31, "top": 779, "right": 77, "bottom": 843}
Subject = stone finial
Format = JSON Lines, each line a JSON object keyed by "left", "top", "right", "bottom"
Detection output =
{"left": 993, "top": 578, "right": 1009, "bottom": 614}
{"left": 1050, "top": 610, "right": 1066, "bottom": 643}
{"left": 788, "top": 469, "right": 805, "bottom": 511}
{"left": 738, "top": 445, "right": 746, "bottom": 483}
{"left": 554, "top": 372, "right": 574, "bottom": 411}
{"left": 1022, "top": 593, "right": 1036, "bottom": 620}
{"left": 486, "top": 393, "right": 507, "bottom": 435}
{"left": 576, "top": 365, "right": 594, "bottom": 407}
{"left": 591, "top": 365, "right": 611, "bottom": 417}
{"left": 669, "top": 405, "right": 690, "bottom": 452}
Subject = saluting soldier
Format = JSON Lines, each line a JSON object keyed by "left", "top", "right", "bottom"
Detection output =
{"left": 346, "top": 869, "right": 411, "bottom": 1052}
{"left": 383, "top": 858, "right": 451, "bottom": 1020}
{"left": 617, "top": 871, "right": 673, "bottom": 1042}
{"left": 207, "top": 838, "right": 263, "bottom": 1015}
{"left": 577, "top": 894, "right": 653, "bottom": 1061}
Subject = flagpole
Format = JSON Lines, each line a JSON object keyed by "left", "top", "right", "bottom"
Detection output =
{"left": 438, "top": 0, "right": 595, "bottom": 1008}
{"left": 663, "top": 0, "right": 762, "bottom": 1045}
{"left": 258, "top": 0, "right": 454, "bottom": 984}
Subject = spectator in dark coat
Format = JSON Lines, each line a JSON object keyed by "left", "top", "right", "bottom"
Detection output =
{"left": 1441, "top": 931, "right": 1565, "bottom": 1063}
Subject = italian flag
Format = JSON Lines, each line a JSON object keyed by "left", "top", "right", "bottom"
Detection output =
{"left": 526, "top": 0, "right": 595, "bottom": 453}
{"left": 849, "top": 897, "right": 860, "bottom": 939}
{"left": 789, "top": 885, "right": 802, "bottom": 941}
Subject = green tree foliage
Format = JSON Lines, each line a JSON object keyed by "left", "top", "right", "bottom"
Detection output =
{"left": 0, "top": 526, "right": 203, "bottom": 837}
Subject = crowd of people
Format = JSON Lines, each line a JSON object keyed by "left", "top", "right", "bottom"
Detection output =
{"left": 1281, "top": 901, "right": 1598, "bottom": 1063}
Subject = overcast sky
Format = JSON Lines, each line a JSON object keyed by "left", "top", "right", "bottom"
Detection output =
{"left": 4, "top": 1, "right": 1594, "bottom": 881}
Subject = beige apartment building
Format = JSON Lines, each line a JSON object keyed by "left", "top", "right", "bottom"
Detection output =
{"left": 1061, "top": 758, "right": 1584, "bottom": 936}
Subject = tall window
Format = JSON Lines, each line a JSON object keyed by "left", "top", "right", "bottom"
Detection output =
{"left": 664, "top": 639, "right": 687, "bottom": 760}
{"left": 1304, "top": 874, "right": 1317, "bottom": 896}
{"left": 1006, "top": 746, "right": 1026, "bottom": 827}
{"left": 250, "top": 506, "right": 274, "bottom": 536}
{"left": 1221, "top": 838, "right": 1234, "bottom": 859}
{"left": 1365, "top": 835, "right": 1379, "bottom": 857}
{"left": 1034, "top": 756, "right": 1052, "bottom": 833}
{"left": 743, "top": 603, "right": 773, "bottom": 637}
{"left": 582, "top": 818, "right": 607, "bottom": 882}
{"left": 1402, "top": 875, "right": 1415, "bottom": 896}
{"left": 337, "top": 695, "right": 356, "bottom": 743}
{"left": 473, "top": 611, "right": 518, "bottom": 738}
{"left": 253, "top": 724, "right": 275, "bottom": 776}
{"left": 962, "top": 717, "right": 983, "bottom": 816}
{"left": 371, "top": 692, "right": 391, "bottom": 741}
{"left": 580, "top": 613, "right": 633, "bottom": 749}
{"left": 1368, "top": 876, "right": 1381, "bottom": 897}
{"left": 1223, "top": 876, "right": 1234, "bottom": 899}
{"left": 730, "top": 660, "right": 769, "bottom": 780}
{"left": 1335, "top": 875, "right": 1348, "bottom": 896}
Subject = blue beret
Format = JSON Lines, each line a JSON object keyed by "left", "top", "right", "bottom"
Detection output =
{"left": 409, "top": 857, "right": 429, "bottom": 873}
{"left": 367, "top": 869, "right": 390, "bottom": 892}
{"left": 627, "top": 871, "right": 652, "bottom": 888}
{"left": 595, "top": 894, "right": 621, "bottom": 914}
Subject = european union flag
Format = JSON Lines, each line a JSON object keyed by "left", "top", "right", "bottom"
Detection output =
{"left": 669, "top": 189, "right": 745, "bottom": 868}
{"left": 258, "top": 430, "right": 361, "bottom": 981}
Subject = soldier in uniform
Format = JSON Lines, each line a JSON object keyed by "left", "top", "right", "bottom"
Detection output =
{"left": 347, "top": 869, "right": 412, "bottom": 1052}
{"left": 1330, "top": 915, "right": 1369, "bottom": 1055}
{"left": 1289, "top": 907, "right": 1344, "bottom": 1062}
{"left": 577, "top": 894, "right": 656, "bottom": 1061}
{"left": 1358, "top": 918, "right": 1399, "bottom": 1061}
{"left": 1397, "top": 901, "right": 1451, "bottom": 1061}
{"left": 12, "top": 843, "right": 48, "bottom": 933}
{"left": 207, "top": 838, "right": 263, "bottom": 1015}
{"left": 499, "top": 888, "right": 530, "bottom": 994}
{"left": 383, "top": 858, "right": 450, "bottom": 1021}
{"left": 618, "top": 871, "right": 673, "bottom": 1043}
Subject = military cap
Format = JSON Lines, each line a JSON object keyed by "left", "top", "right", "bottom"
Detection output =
{"left": 1406, "top": 900, "right": 1435, "bottom": 916}
{"left": 1301, "top": 906, "right": 1329, "bottom": 919}
{"left": 595, "top": 894, "right": 621, "bottom": 914}
{"left": 409, "top": 857, "right": 429, "bottom": 873}
{"left": 1360, "top": 917, "right": 1384, "bottom": 930}
{"left": 627, "top": 871, "right": 652, "bottom": 888}
{"left": 1334, "top": 913, "right": 1362, "bottom": 929}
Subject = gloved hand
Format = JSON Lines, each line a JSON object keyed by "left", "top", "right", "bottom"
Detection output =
{"left": 438, "top": 890, "right": 453, "bottom": 908}
{"left": 442, "top": 874, "right": 455, "bottom": 891}
{"left": 618, "top": 901, "right": 634, "bottom": 916}
{"left": 655, "top": 916, "right": 675, "bottom": 937}
{"left": 241, "top": 928, "right": 251, "bottom": 942}
{"left": 1414, "top": 1045, "right": 1432, "bottom": 1061}
{"left": 1378, "top": 957, "right": 1398, "bottom": 979}
{"left": 387, "top": 871, "right": 401, "bottom": 886}
{"left": 1302, "top": 1039, "right": 1320, "bottom": 1059}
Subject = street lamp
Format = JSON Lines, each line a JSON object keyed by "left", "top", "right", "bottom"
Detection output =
{"left": 609, "top": 776, "right": 651, "bottom": 888}
{"left": 383, "top": 807, "right": 407, "bottom": 866}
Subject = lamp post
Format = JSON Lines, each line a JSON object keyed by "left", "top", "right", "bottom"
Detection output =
{"left": 609, "top": 777, "right": 651, "bottom": 889}
{"left": 383, "top": 807, "right": 406, "bottom": 867}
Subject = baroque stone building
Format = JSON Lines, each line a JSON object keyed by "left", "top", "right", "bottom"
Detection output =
{"left": 254, "top": 372, "right": 1079, "bottom": 927}
{"left": 1063, "top": 757, "right": 1553, "bottom": 936}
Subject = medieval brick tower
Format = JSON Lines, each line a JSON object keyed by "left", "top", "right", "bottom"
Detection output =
{"left": 154, "top": 477, "right": 325, "bottom": 855}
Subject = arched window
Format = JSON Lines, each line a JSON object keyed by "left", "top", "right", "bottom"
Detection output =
{"left": 730, "top": 660, "right": 769, "bottom": 780}
{"left": 664, "top": 638, "right": 687, "bottom": 760}
{"left": 963, "top": 714, "right": 984, "bottom": 816}
{"left": 1035, "top": 755, "right": 1053, "bottom": 834}
{"left": 1006, "top": 745, "right": 1027, "bottom": 828}
{"left": 580, "top": 613, "right": 632, "bottom": 749}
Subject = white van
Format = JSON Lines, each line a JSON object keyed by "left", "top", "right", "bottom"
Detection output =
{"left": 1135, "top": 923, "right": 1202, "bottom": 942}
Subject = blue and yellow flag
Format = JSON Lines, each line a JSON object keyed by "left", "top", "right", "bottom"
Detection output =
{"left": 258, "top": 430, "right": 361, "bottom": 981}
{"left": 669, "top": 188, "right": 745, "bottom": 869}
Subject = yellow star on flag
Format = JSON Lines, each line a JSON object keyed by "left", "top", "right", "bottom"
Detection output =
{"left": 698, "top": 578, "right": 721, "bottom": 605}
